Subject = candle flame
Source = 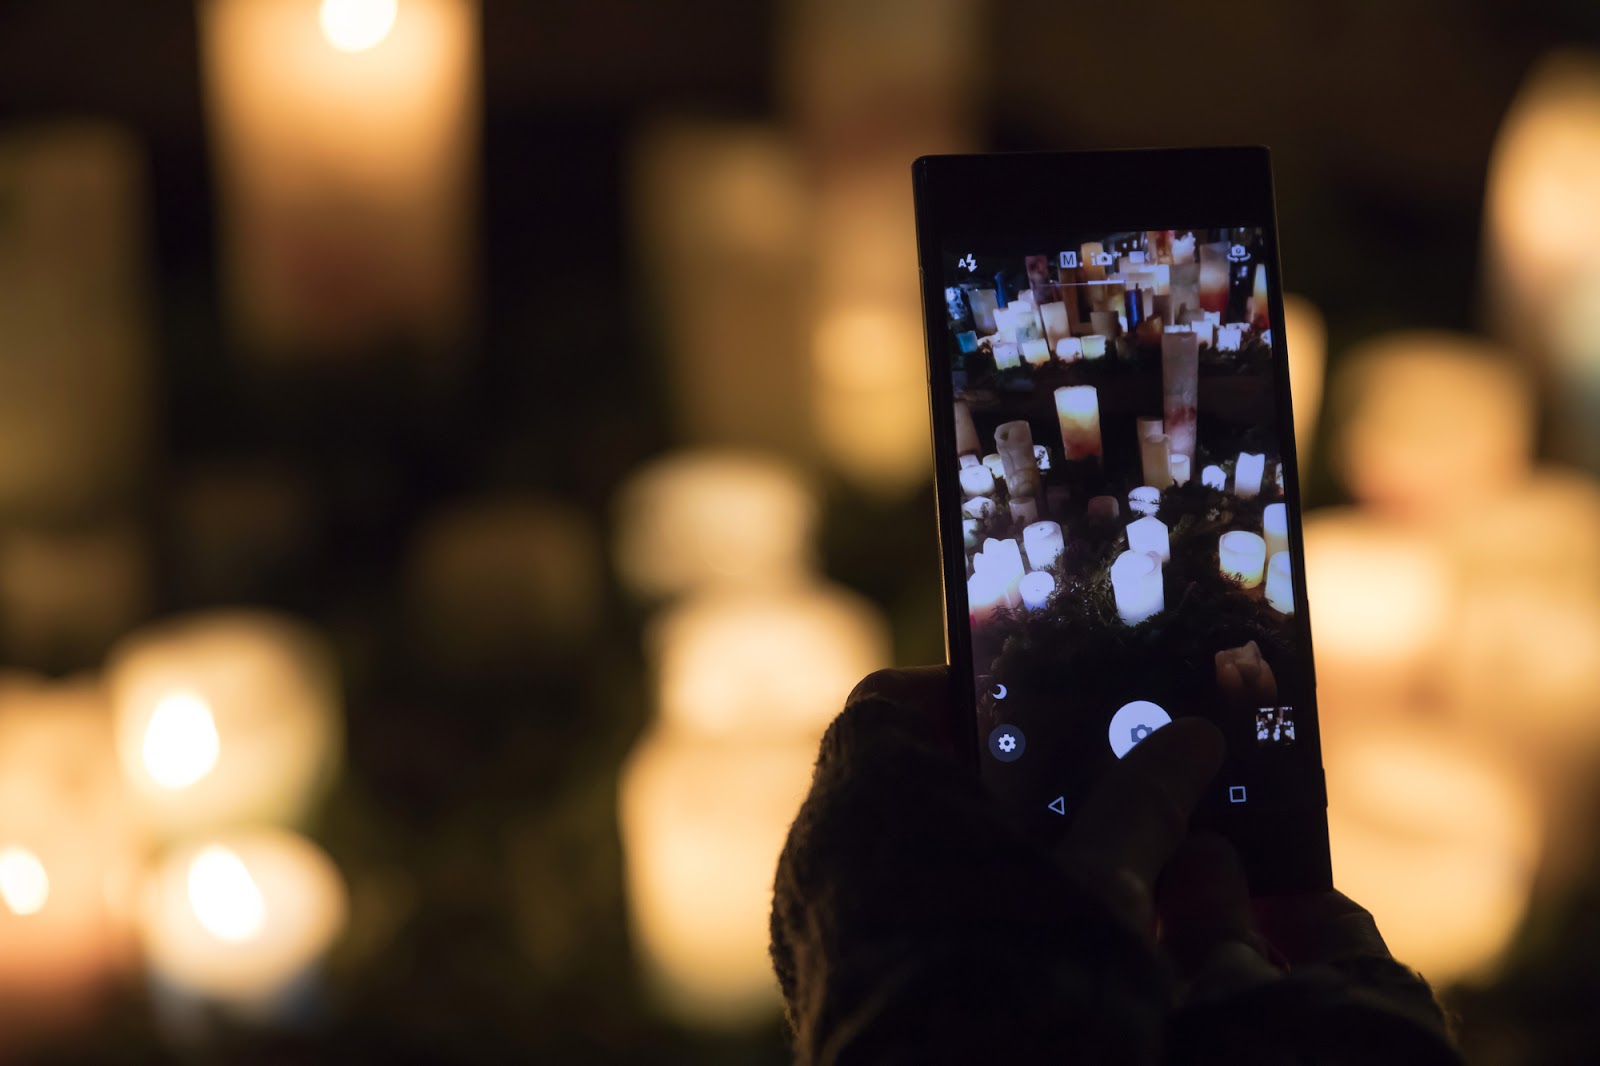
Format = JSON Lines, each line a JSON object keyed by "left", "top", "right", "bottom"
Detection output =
{"left": 319, "top": 0, "right": 398, "bottom": 53}
{"left": 0, "top": 846, "right": 49, "bottom": 916}
{"left": 142, "top": 691, "right": 221, "bottom": 789}
{"left": 188, "top": 846, "right": 266, "bottom": 943}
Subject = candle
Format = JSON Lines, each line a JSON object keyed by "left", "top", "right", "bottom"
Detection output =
{"left": 1054, "top": 386, "right": 1103, "bottom": 462}
{"left": 1171, "top": 232, "right": 1196, "bottom": 263}
{"left": 1265, "top": 551, "right": 1294, "bottom": 613}
{"left": 1055, "top": 337, "right": 1082, "bottom": 361}
{"left": 1263, "top": 502, "right": 1289, "bottom": 558}
{"left": 1217, "top": 324, "right": 1243, "bottom": 352}
{"left": 1127, "top": 515, "right": 1171, "bottom": 564}
{"left": 992, "top": 341, "right": 1021, "bottom": 369}
{"left": 1215, "top": 641, "right": 1278, "bottom": 707}
{"left": 973, "top": 538, "right": 1026, "bottom": 605}
{"left": 1020, "top": 572, "right": 1055, "bottom": 612}
{"left": 1021, "top": 338, "right": 1051, "bottom": 366}
{"left": 199, "top": 0, "right": 479, "bottom": 356}
{"left": 1090, "top": 310, "right": 1121, "bottom": 337}
{"left": 995, "top": 421, "right": 1043, "bottom": 500}
{"left": 1285, "top": 295, "right": 1327, "bottom": 475}
{"left": 1247, "top": 263, "right": 1271, "bottom": 329}
{"left": 1008, "top": 497, "right": 1039, "bottom": 525}
{"left": 968, "top": 570, "right": 1015, "bottom": 627}
{"left": 140, "top": 830, "right": 347, "bottom": 1012}
{"left": 1198, "top": 241, "right": 1231, "bottom": 313}
{"left": 1087, "top": 495, "right": 1120, "bottom": 522}
{"left": 1202, "top": 464, "right": 1227, "bottom": 491}
{"left": 1032, "top": 443, "right": 1052, "bottom": 472}
{"left": 1040, "top": 301, "right": 1071, "bottom": 350}
{"left": 1022, "top": 521, "right": 1065, "bottom": 570}
{"left": 1136, "top": 417, "right": 1170, "bottom": 487}
{"left": 107, "top": 612, "right": 342, "bottom": 837}
{"left": 962, "top": 519, "right": 980, "bottom": 551}
{"left": 1128, "top": 486, "right": 1161, "bottom": 517}
{"left": 967, "top": 288, "right": 999, "bottom": 333}
{"left": 613, "top": 452, "right": 817, "bottom": 600}
{"left": 1190, "top": 320, "right": 1215, "bottom": 348}
{"left": 1219, "top": 531, "right": 1267, "bottom": 588}
{"left": 1168, "top": 454, "right": 1191, "bottom": 486}
{"left": 1080, "top": 335, "right": 1107, "bottom": 360}
{"left": 960, "top": 465, "right": 996, "bottom": 498}
{"left": 650, "top": 585, "right": 889, "bottom": 738}
{"left": 962, "top": 497, "right": 996, "bottom": 521}
{"left": 1235, "top": 452, "right": 1266, "bottom": 498}
{"left": 959, "top": 454, "right": 979, "bottom": 468}
{"left": 953, "top": 401, "right": 980, "bottom": 458}
{"left": 1161, "top": 330, "right": 1199, "bottom": 467}
{"left": 1110, "top": 550, "right": 1165, "bottom": 626}
{"left": 982, "top": 453, "right": 1006, "bottom": 480}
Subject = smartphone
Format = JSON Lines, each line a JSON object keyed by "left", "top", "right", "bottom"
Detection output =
{"left": 912, "top": 148, "right": 1331, "bottom": 894}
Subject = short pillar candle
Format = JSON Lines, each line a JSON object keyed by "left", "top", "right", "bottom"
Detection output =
{"left": 1128, "top": 486, "right": 1161, "bottom": 517}
{"left": 1219, "top": 531, "right": 1267, "bottom": 588}
{"left": 1202, "top": 464, "right": 1227, "bottom": 491}
{"left": 1137, "top": 417, "right": 1169, "bottom": 487}
{"left": 959, "top": 466, "right": 996, "bottom": 498}
{"left": 1127, "top": 515, "right": 1171, "bottom": 563}
{"left": 1235, "top": 453, "right": 1266, "bottom": 498}
{"left": 1020, "top": 571, "right": 1055, "bottom": 612}
{"left": 1022, "top": 521, "right": 1065, "bottom": 570}
{"left": 1111, "top": 550, "right": 1165, "bottom": 626}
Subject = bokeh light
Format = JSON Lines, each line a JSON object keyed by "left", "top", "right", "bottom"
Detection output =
{"left": 318, "top": 0, "right": 398, "bottom": 53}
{"left": 0, "top": 847, "right": 49, "bottom": 918}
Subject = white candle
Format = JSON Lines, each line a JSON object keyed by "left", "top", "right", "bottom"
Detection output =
{"left": 1265, "top": 551, "right": 1294, "bottom": 613}
{"left": 1087, "top": 495, "right": 1120, "bottom": 521}
{"left": 959, "top": 454, "right": 979, "bottom": 468}
{"left": 140, "top": 830, "right": 347, "bottom": 1012}
{"left": 199, "top": 0, "right": 479, "bottom": 356}
{"left": 1168, "top": 454, "right": 1191, "bottom": 486}
{"left": 1022, "top": 521, "right": 1065, "bottom": 570}
{"left": 108, "top": 612, "right": 342, "bottom": 837}
{"left": 962, "top": 497, "right": 996, "bottom": 521}
{"left": 1032, "top": 443, "right": 1052, "bottom": 471}
{"left": 962, "top": 519, "right": 980, "bottom": 551}
{"left": 1202, "top": 464, "right": 1227, "bottom": 491}
{"left": 1021, "top": 338, "right": 1051, "bottom": 366}
{"left": 1128, "top": 486, "right": 1161, "bottom": 517}
{"left": 1263, "top": 502, "right": 1289, "bottom": 558}
{"left": 1161, "top": 330, "right": 1200, "bottom": 466}
{"left": 1191, "top": 320, "right": 1216, "bottom": 348}
{"left": 1020, "top": 571, "right": 1055, "bottom": 612}
{"left": 967, "top": 288, "right": 999, "bottom": 333}
{"left": 1080, "top": 335, "right": 1107, "bottom": 360}
{"left": 1008, "top": 497, "right": 1039, "bottom": 525}
{"left": 1217, "top": 324, "right": 1243, "bottom": 352}
{"left": 982, "top": 453, "right": 1006, "bottom": 480}
{"left": 1055, "top": 337, "right": 1083, "bottom": 361}
{"left": 1090, "top": 310, "right": 1121, "bottom": 337}
{"left": 1110, "top": 550, "right": 1165, "bottom": 626}
{"left": 1248, "top": 262, "right": 1271, "bottom": 328}
{"left": 995, "top": 421, "right": 1042, "bottom": 500}
{"left": 993, "top": 341, "right": 1021, "bottom": 369}
{"left": 1040, "top": 301, "right": 1071, "bottom": 350}
{"left": 1136, "top": 417, "right": 1169, "bottom": 487}
{"left": 1054, "top": 386, "right": 1103, "bottom": 462}
{"left": 953, "top": 400, "right": 980, "bottom": 458}
{"left": 1235, "top": 452, "right": 1266, "bottom": 498}
{"left": 973, "top": 538, "right": 1026, "bottom": 606}
{"left": 1219, "top": 530, "right": 1267, "bottom": 588}
{"left": 1127, "top": 515, "right": 1171, "bottom": 563}
{"left": 959, "top": 465, "right": 996, "bottom": 498}
{"left": 968, "top": 569, "right": 1016, "bottom": 627}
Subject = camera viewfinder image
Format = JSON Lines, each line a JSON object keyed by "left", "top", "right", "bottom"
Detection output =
{"left": 1256, "top": 706, "right": 1296, "bottom": 745}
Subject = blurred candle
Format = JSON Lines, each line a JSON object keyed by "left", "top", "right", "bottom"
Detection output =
{"left": 1198, "top": 242, "right": 1231, "bottom": 313}
{"left": 1265, "top": 552, "right": 1294, "bottom": 613}
{"left": 613, "top": 452, "right": 816, "bottom": 600}
{"left": 1040, "top": 302, "right": 1071, "bottom": 350}
{"left": 1111, "top": 550, "right": 1164, "bottom": 626}
{"left": 1019, "top": 572, "right": 1054, "bottom": 612}
{"left": 1032, "top": 443, "right": 1052, "bottom": 472}
{"left": 968, "top": 289, "right": 998, "bottom": 333}
{"left": 813, "top": 303, "right": 932, "bottom": 495}
{"left": 1080, "top": 335, "right": 1107, "bottom": 360}
{"left": 1056, "top": 337, "right": 1082, "bottom": 361}
{"left": 1021, "top": 338, "right": 1051, "bottom": 366}
{"left": 995, "top": 421, "right": 1042, "bottom": 500}
{"left": 982, "top": 453, "right": 1005, "bottom": 480}
{"left": 1217, "top": 325, "right": 1243, "bottom": 352}
{"left": 199, "top": 0, "right": 479, "bottom": 357}
{"left": 1235, "top": 452, "right": 1265, "bottom": 498}
{"left": 107, "top": 612, "right": 342, "bottom": 837}
{"left": 1283, "top": 295, "right": 1327, "bottom": 472}
{"left": 1128, "top": 486, "right": 1160, "bottom": 517}
{"left": 1219, "top": 531, "right": 1266, "bottom": 588}
{"left": 1137, "top": 417, "right": 1169, "bottom": 487}
{"left": 1168, "top": 454, "right": 1191, "bottom": 487}
{"left": 1054, "top": 386, "right": 1103, "bottom": 461}
{"left": 993, "top": 341, "right": 1021, "bottom": 369}
{"left": 1247, "top": 263, "right": 1270, "bottom": 329}
{"left": 1022, "top": 521, "right": 1065, "bottom": 570}
{"left": 953, "top": 401, "right": 980, "bottom": 457}
{"left": 973, "top": 538, "right": 1026, "bottom": 606}
{"left": 1161, "top": 331, "right": 1199, "bottom": 466}
{"left": 1127, "top": 516, "right": 1171, "bottom": 564}
{"left": 960, "top": 465, "right": 997, "bottom": 498}
{"left": 1090, "top": 310, "right": 1121, "bottom": 337}
{"left": 1202, "top": 464, "right": 1227, "bottom": 491}
{"left": 140, "top": 830, "right": 347, "bottom": 1015}
{"left": 1263, "top": 502, "right": 1289, "bottom": 558}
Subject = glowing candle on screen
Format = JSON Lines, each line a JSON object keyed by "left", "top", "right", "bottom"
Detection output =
{"left": 973, "top": 538, "right": 1026, "bottom": 606}
{"left": 1265, "top": 551, "right": 1294, "bottom": 613}
{"left": 1056, "top": 337, "right": 1082, "bottom": 361}
{"left": 962, "top": 519, "right": 980, "bottom": 550}
{"left": 1202, "top": 464, "right": 1226, "bottom": 491}
{"left": 1218, "top": 325, "right": 1243, "bottom": 352}
{"left": 1128, "top": 486, "right": 1160, "bottom": 517}
{"left": 1161, "top": 330, "right": 1199, "bottom": 466}
{"left": 953, "top": 401, "right": 980, "bottom": 458}
{"left": 995, "top": 421, "right": 1042, "bottom": 500}
{"left": 983, "top": 454, "right": 1005, "bottom": 480}
{"left": 1198, "top": 242, "right": 1231, "bottom": 313}
{"left": 1235, "top": 452, "right": 1265, "bottom": 498}
{"left": 959, "top": 466, "right": 996, "bottom": 498}
{"left": 1021, "top": 339, "right": 1051, "bottom": 366}
{"left": 1168, "top": 454, "right": 1191, "bottom": 486}
{"left": 1080, "top": 335, "right": 1107, "bottom": 360}
{"left": 1019, "top": 572, "right": 1054, "bottom": 612}
{"left": 1054, "top": 386, "right": 1102, "bottom": 461}
{"left": 1040, "top": 302, "right": 1071, "bottom": 350}
{"left": 962, "top": 497, "right": 996, "bottom": 521}
{"left": 1219, "top": 531, "right": 1267, "bottom": 588}
{"left": 1263, "top": 502, "right": 1289, "bottom": 559}
{"left": 1248, "top": 263, "right": 1270, "bottom": 329}
{"left": 1022, "top": 521, "right": 1065, "bottom": 570}
{"left": 993, "top": 342, "right": 1021, "bottom": 369}
{"left": 1111, "top": 550, "right": 1164, "bottom": 626}
{"left": 968, "top": 289, "right": 998, "bottom": 333}
{"left": 968, "top": 570, "right": 1014, "bottom": 626}
{"left": 1008, "top": 497, "right": 1039, "bottom": 524}
{"left": 1137, "top": 417, "right": 1169, "bottom": 487}
{"left": 1127, "top": 516, "right": 1171, "bottom": 564}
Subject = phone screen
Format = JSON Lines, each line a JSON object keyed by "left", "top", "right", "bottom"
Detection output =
{"left": 932, "top": 225, "right": 1327, "bottom": 888}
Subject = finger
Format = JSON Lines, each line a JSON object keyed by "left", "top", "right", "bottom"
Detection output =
{"left": 1252, "top": 889, "right": 1392, "bottom": 966}
{"left": 844, "top": 666, "right": 958, "bottom": 752}
{"left": 1157, "top": 832, "right": 1268, "bottom": 979}
{"left": 1064, "top": 717, "right": 1225, "bottom": 910}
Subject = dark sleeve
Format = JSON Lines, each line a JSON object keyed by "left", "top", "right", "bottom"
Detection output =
{"left": 771, "top": 697, "right": 1171, "bottom": 1066}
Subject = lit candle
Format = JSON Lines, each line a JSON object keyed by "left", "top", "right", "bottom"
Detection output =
{"left": 962, "top": 497, "right": 996, "bottom": 521}
{"left": 1054, "top": 386, "right": 1103, "bottom": 462}
{"left": 1263, "top": 502, "right": 1289, "bottom": 558}
{"left": 1137, "top": 417, "right": 1170, "bottom": 487}
{"left": 995, "top": 421, "right": 1043, "bottom": 500}
{"left": 1235, "top": 452, "right": 1265, "bottom": 498}
{"left": 1248, "top": 262, "right": 1271, "bottom": 329}
{"left": 1032, "top": 443, "right": 1052, "bottom": 472}
{"left": 1161, "top": 330, "right": 1199, "bottom": 467}
{"left": 962, "top": 519, "right": 980, "bottom": 550}
{"left": 1080, "top": 335, "right": 1107, "bottom": 360}
{"left": 1127, "top": 516, "right": 1171, "bottom": 564}
{"left": 968, "top": 570, "right": 1016, "bottom": 626}
{"left": 614, "top": 452, "right": 817, "bottom": 600}
{"left": 1219, "top": 530, "right": 1267, "bottom": 588}
{"left": 1055, "top": 337, "right": 1083, "bottom": 361}
{"left": 1197, "top": 241, "right": 1231, "bottom": 314}
{"left": 959, "top": 465, "right": 997, "bottom": 498}
{"left": 993, "top": 341, "right": 1021, "bottom": 369}
{"left": 1110, "top": 550, "right": 1165, "bottom": 626}
{"left": 1202, "top": 464, "right": 1227, "bottom": 491}
{"left": 982, "top": 453, "right": 1006, "bottom": 480}
{"left": 1040, "top": 301, "right": 1071, "bottom": 350}
{"left": 107, "top": 612, "right": 342, "bottom": 837}
{"left": 1265, "top": 551, "right": 1294, "bottom": 613}
{"left": 1022, "top": 521, "right": 1066, "bottom": 570}
{"left": 1021, "top": 338, "right": 1051, "bottom": 366}
{"left": 199, "top": 0, "right": 480, "bottom": 356}
{"left": 1020, "top": 571, "right": 1055, "bottom": 612}
{"left": 140, "top": 830, "right": 347, "bottom": 1013}
{"left": 1128, "top": 486, "right": 1161, "bottom": 518}
{"left": 1087, "top": 495, "right": 1120, "bottom": 522}
{"left": 1090, "top": 310, "right": 1121, "bottom": 337}
{"left": 953, "top": 401, "right": 980, "bottom": 458}
{"left": 1215, "top": 641, "right": 1278, "bottom": 707}
{"left": 1168, "top": 454, "right": 1191, "bottom": 486}
{"left": 959, "top": 454, "right": 979, "bottom": 468}
{"left": 1217, "top": 324, "right": 1243, "bottom": 352}
{"left": 967, "top": 289, "right": 999, "bottom": 333}
{"left": 973, "top": 538, "right": 1026, "bottom": 607}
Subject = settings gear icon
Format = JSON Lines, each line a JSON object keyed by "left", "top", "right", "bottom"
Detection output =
{"left": 997, "top": 732, "right": 1017, "bottom": 753}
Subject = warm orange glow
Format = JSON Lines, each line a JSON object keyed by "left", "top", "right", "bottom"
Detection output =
{"left": 0, "top": 848, "right": 48, "bottom": 917}
{"left": 1282, "top": 294, "right": 1326, "bottom": 471}
{"left": 187, "top": 847, "right": 265, "bottom": 943}
{"left": 319, "top": 0, "right": 398, "bottom": 52}
{"left": 813, "top": 303, "right": 932, "bottom": 495}
{"left": 141, "top": 691, "right": 220, "bottom": 790}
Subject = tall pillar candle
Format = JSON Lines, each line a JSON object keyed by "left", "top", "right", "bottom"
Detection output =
{"left": 1111, "top": 550, "right": 1165, "bottom": 626}
{"left": 1137, "top": 418, "right": 1169, "bottom": 487}
{"left": 1127, "top": 515, "right": 1171, "bottom": 563}
{"left": 1022, "top": 521, "right": 1065, "bottom": 570}
{"left": 1040, "top": 302, "right": 1071, "bottom": 350}
{"left": 1161, "top": 330, "right": 1199, "bottom": 467}
{"left": 1263, "top": 502, "right": 1289, "bottom": 558}
{"left": 1248, "top": 263, "right": 1270, "bottom": 329}
{"left": 968, "top": 289, "right": 998, "bottom": 333}
{"left": 995, "top": 421, "right": 1042, "bottom": 500}
{"left": 1235, "top": 452, "right": 1266, "bottom": 498}
{"left": 1265, "top": 552, "right": 1294, "bottom": 613}
{"left": 1198, "top": 241, "right": 1231, "bottom": 313}
{"left": 1219, "top": 531, "right": 1267, "bottom": 588}
{"left": 953, "top": 401, "right": 980, "bottom": 458}
{"left": 1054, "top": 386, "right": 1103, "bottom": 462}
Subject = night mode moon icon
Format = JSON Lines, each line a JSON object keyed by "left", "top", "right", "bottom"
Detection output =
{"left": 992, "top": 683, "right": 1007, "bottom": 699}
